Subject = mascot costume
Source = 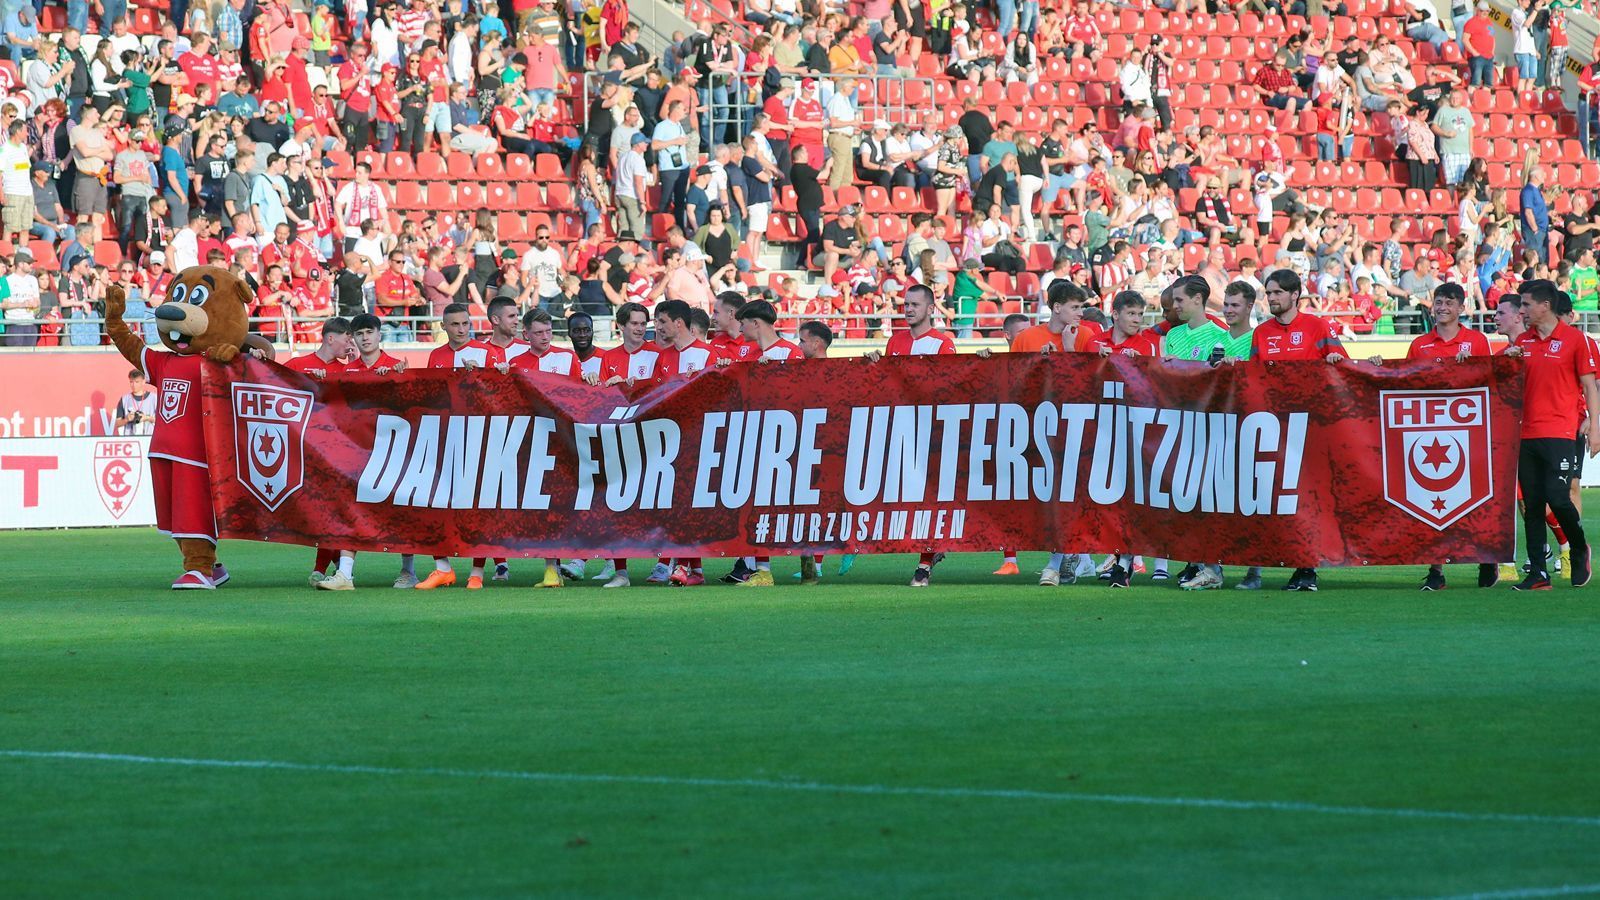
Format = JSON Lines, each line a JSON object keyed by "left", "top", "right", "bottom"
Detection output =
{"left": 105, "top": 266, "right": 270, "bottom": 589}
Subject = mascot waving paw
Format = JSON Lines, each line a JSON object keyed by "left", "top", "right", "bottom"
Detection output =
{"left": 106, "top": 266, "right": 272, "bottom": 590}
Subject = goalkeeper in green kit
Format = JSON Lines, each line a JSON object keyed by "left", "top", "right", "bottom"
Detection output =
{"left": 1161, "top": 276, "right": 1232, "bottom": 591}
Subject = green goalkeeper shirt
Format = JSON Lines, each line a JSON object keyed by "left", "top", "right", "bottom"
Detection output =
{"left": 1221, "top": 328, "right": 1254, "bottom": 360}
{"left": 1162, "top": 320, "right": 1229, "bottom": 362}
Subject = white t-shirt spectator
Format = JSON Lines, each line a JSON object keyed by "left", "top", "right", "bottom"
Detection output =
{"left": 520, "top": 244, "right": 564, "bottom": 298}
{"left": 351, "top": 234, "right": 386, "bottom": 266}
{"left": 334, "top": 180, "right": 389, "bottom": 240}
{"left": 1118, "top": 60, "right": 1151, "bottom": 106}
{"left": 0, "top": 140, "right": 32, "bottom": 195}
{"left": 169, "top": 226, "right": 200, "bottom": 272}
{"left": 615, "top": 148, "right": 648, "bottom": 200}
{"left": 5, "top": 271, "right": 41, "bottom": 320}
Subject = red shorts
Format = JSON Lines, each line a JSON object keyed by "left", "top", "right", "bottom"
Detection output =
{"left": 151, "top": 458, "right": 218, "bottom": 544}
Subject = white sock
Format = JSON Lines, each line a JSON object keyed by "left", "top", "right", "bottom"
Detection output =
{"left": 1003, "top": 553, "right": 1017, "bottom": 564}
{"left": 434, "top": 557, "right": 451, "bottom": 573}
{"left": 400, "top": 554, "right": 415, "bottom": 576}
{"left": 470, "top": 564, "right": 484, "bottom": 578}
{"left": 756, "top": 560, "right": 771, "bottom": 571}
{"left": 338, "top": 552, "right": 355, "bottom": 577}
{"left": 1046, "top": 552, "right": 1065, "bottom": 571}
{"left": 742, "top": 556, "right": 756, "bottom": 568}
{"left": 1154, "top": 557, "right": 1168, "bottom": 573}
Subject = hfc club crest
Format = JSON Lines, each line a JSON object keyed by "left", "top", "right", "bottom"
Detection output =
{"left": 232, "top": 383, "right": 314, "bottom": 511}
{"left": 159, "top": 378, "right": 189, "bottom": 422}
{"left": 1380, "top": 388, "right": 1493, "bottom": 530}
{"left": 93, "top": 440, "right": 142, "bottom": 519}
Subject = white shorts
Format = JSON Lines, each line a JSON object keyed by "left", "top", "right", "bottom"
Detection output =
{"left": 747, "top": 202, "right": 770, "bottom": 234}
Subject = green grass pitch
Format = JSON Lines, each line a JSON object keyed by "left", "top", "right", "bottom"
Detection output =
{"left": 3, "top": 513, "right": 1600, "bottom": 899}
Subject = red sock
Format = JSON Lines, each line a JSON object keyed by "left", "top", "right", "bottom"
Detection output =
{"left": 919, "top": 552, "right": 937, "bottom": 566}
{"left": 314, "top": 547, "right": 338, "bottom": 571}
{"left": 1547, "top": 508, "right": 1569, "bottom": 546}
{"left": 613, "top": 558, "right": 627, "bottom": 570}
{"left": 756, "top": 555, "right": 770, "bottom": 564}
{"left": 812, "top": 553, "right": 824, "bottom": 564}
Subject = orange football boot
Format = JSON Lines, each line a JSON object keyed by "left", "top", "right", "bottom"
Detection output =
{"left": 415, "top": 569, "right": 457, "bottom": 590}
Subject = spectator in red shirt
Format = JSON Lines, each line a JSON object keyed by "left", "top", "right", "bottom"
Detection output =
{"left": 374, "top": 248, "right": 423, "bottom": 341}
{"left": 178, "top": 34, "right": 221, "bottom": 106}
{"left": 1462, "top": 2, "right": 1497, "bottom": 86}
{"left": 337, "top": 43, "right": 375, "bottom": 150}
{"left": 373, "top": 64, "right": 402, "bottom": 152}
{"left": 1252, "top": 55, "right": 1310, "bottom": 114}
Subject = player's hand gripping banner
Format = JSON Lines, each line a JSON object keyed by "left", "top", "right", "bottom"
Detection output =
{"left": 201, "top": 354, "right": 1523, "bottom": 567}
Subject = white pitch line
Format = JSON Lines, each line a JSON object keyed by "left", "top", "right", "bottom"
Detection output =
{"left": 4, "top": 749, "right": 1600, "bottom": 830}
{"left": 1414, "top": 884, "right": 1600, "bottom": 900}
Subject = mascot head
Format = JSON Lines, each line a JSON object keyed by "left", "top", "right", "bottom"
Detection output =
{"left": 153, "top": 265, "right": 253, "bottom": 362}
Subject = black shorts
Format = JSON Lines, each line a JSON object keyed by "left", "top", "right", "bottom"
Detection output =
{"left": 1577, "top": 430, "right": 1587, "bottom": 479}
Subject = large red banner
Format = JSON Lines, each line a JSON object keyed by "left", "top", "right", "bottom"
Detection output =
{"left": 199, "top": 354, "right": 1523, "bottom": 567}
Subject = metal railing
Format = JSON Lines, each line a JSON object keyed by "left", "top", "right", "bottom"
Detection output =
{"left": 1582, "top": 89, "right": 1598, "bottom": 161}
{"left": 581, "top": 69, "right": 936, "bottom": 146}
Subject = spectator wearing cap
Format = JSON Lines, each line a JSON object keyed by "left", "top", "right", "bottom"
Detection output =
{"left": 818, "top": 204, "right": 862, "bottom": 282}
{"left": 371, "top": 63, "right": 403, "bottom": 152}
{"left": 2, "top": 251, "right": 41, "bottom": 347}
{"left": 29, "top": 164, "right": 64, "bottom": 244}
{"left": 1461, "top": 3, "right": 1498, "bottom": 87}
{"left": 613, "top": 131, "right": 651, "bottom": 241}
{"left": 111, "top": 125, "right": 156, "bottom": 249}
{"left": 824, "top": 77, "right": 860, "bottom": 190}
{"left": 5, "top": 6, "right": 40, "bottom": 66}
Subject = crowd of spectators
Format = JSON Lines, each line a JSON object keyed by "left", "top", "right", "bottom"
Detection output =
{"left": 0, "top": 0, "right": 1597, "bottom": 350}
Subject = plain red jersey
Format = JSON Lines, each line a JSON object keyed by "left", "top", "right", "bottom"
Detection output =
{"left": 1513, "top": 321, "right": 1597, "bottom": 440}
{"left": 1406, "top": 326, "right": 1491, "bottom": 361}
{"left": 343, "top": 352, "right": 404, "bottom": 374}
{"left": 284, "top": 351, "right": 349, "bottom": 378}
{"left": 427, "top": 340, "right": 491, "bottom": 369}
{"left": 600, "top": 343, "right": 663, "bottom": 381}
{"left": 1088, "top": 330, "right": 1159, "bottom": 356}
{"left": 654, "top": 340, "right": 715, "bottom": 381}
{"left": 1251, "top": 311, "right": 1345, "bottom": 360}
{"left": 510, "top": 345, "right": 583, "bottom": 380}
{"left": 710, "top": 332, "right": 756, "bottom": 364}
{"left": 886, "top": 328, "right": 957, "bottom": 356}
{"left": 141, "top": 348, "right": 207, "bottom": 468}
